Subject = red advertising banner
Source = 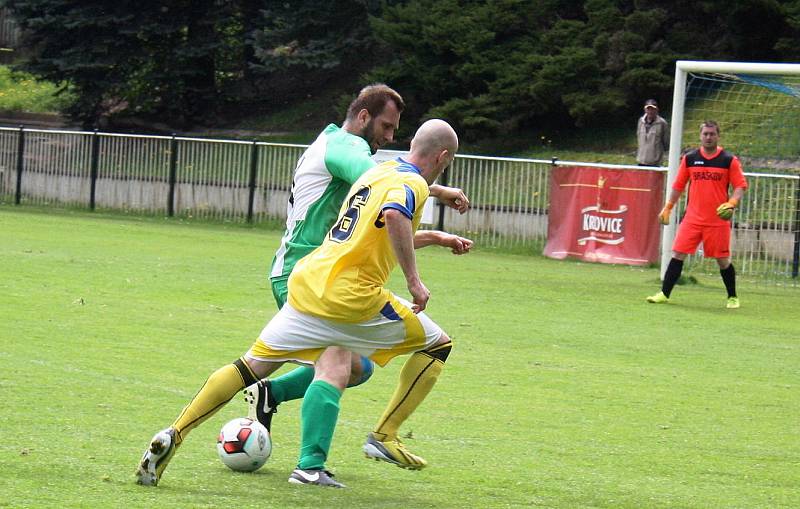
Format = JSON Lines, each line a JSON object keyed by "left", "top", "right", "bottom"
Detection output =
{"left": 544, "top": 166, "right": 664, "bottom": 265}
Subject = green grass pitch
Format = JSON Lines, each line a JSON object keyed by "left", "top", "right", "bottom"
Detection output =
{"left": 1, "top": 207, "right": 798, "bottom": 508}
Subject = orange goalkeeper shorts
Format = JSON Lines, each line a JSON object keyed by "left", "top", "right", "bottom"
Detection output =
{"left": 673, "top": 221, "right": 731, "bottom": 258}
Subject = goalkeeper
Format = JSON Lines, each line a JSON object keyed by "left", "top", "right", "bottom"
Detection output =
{"left": 647, "top": 120, "right": 747, "bottom": 309}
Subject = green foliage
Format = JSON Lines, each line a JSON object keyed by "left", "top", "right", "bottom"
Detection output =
{"left": 3, "top": 0, "right": 248, "bottom": 127}
{"left": 4, "top": 0, "right": 139, "bottom": 125}
{"left": 245, "top": 0, "right": 384, "bottom": 115}
{"left": 0, "top": 65, "right": 73, "bottom": 112}
{"left": 776, "top": 0, "right": 800, "bottom": 59}
{"left": 3, "top": 0, "right": 800, "bottom": 138}
{"left": 2, "top": 208, "right": 799, "bottom": 508}
{"left": 367, "top": 0, "right": 800, "bottom": 141}
{"left": 251, "top": 1, "right": 379, "bottom": 74}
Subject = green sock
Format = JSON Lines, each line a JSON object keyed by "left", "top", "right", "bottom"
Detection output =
{"left": 270, "top": 366, "right": 315, "bottom": 404}
{"left": 297, "top": 380, "right": 341, "bottom": 470}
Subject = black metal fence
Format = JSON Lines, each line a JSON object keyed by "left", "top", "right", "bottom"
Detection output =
{"left": 2, "top": 126, "right": 798, "bottom": 285}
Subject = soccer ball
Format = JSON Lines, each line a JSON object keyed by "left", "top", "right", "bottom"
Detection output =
{"left": 216, "top": 417, "right": 271, "bottom": 472}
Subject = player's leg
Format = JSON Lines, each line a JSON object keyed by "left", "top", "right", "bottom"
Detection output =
{"left": 364, "top": 333, "right": 451, "bottom": 470}
{"left": 363, "top": 296, "right": 452, "bottom": 470}
{"left": 705, "top": 225, "right": 739, "bottom": 308}
{"left": 246, "top": 280, "right": 374, "bottom": 432}
{"left": 661, "top": 251, "right": 687, "bottom": 296}
{"left": 245, "top": 352, "right": 373, "bottom": 432}
{"left": 135, "top": 355, "right": 282, "bottom": 486}
{"left": 648, "top": 223, "right": 698, "bottom": 303}
{"left": 135, "top": 302, "right": 301, "bottom": 486}
{"left": 257, "top": 276, "right": 317, "bottom": 417}
{"left": 170, "top": 357, "right": 277, "bottom": 443}
{"left": 251, "top": 302, "right": 350, "bottom": 487}
{"left": 289, "top": 346, "right": 351, "bottom": 488}
{"left": 718, "top": 259, "right": 739, "bottom": 307}
{"left": 258, "top": 276, "right": 317, "bottom": 416}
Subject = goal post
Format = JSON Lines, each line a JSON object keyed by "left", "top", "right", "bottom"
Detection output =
{"left": 661, "top": 60, "right": 800, "bottom": 281}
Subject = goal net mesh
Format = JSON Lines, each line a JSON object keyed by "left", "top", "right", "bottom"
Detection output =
{"left": 676, "top": 71, "right": 800, "bottom": 286}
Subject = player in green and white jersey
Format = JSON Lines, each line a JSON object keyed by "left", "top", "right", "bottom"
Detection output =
{"left": 269, "top": 123, "right": 388, "bottom": 306}
{"left": 245, "top": 84, "right": 470, "bottom": 440}
{"left": 135, "top": 84, "right": 469, "bottom": 487}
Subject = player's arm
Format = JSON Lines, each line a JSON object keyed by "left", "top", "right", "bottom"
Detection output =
{"left": 716, "top": 157, "right": 748, "bottom": 218}
{"left": 326, "top": 141, "right": 375, "bottom": 184}
{"left": 429, "top": 184, "right": 470, "bottom": 214}
{"left": 659, "top": 156, "right": 688, "bottom": 224}
{"left": 658, "top": 188, "right": 683, "bottom": 225}
{"left": 413, "top": 230, "right": 473, "bottom": 255}
{"left": 384, "top": 208, "right": 429, "bottom": 313}
{"left": 729, "top": 157, "right": 747, "bottom": 203}
{"left": 716, "top": 186, "right": 746, "bottom": 219}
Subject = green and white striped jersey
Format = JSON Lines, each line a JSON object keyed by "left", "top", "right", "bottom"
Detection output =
{"left": 270, "top": 124, "right": 376, "bottom": 280}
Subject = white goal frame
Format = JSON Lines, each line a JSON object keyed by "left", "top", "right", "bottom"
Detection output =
{"left": 660, "top": 60, "right": 800, "bottom": 278}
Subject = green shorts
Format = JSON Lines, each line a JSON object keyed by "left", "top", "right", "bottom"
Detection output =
{"left": 271, "top": 276, "right": 289, "bottom": 309}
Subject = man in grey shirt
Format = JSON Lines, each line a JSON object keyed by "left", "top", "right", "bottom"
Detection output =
{"left": 636, "top": 99, "right": 669, "bottom": 166}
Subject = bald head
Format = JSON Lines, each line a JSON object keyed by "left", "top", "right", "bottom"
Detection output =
{"left": 407, "top": 119, "right": 459, "bottom": 185}
{"left": 410, "top": 119, "right": 458, "bottom": 157}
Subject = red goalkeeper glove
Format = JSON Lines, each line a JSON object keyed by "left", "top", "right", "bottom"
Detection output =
{"left": 658, "top": 202, "right": 674, "bottom": 225}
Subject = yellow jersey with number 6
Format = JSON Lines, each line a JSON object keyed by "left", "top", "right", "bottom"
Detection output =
{"left": 288, "top": 158, "right": 430, "bottom": 323}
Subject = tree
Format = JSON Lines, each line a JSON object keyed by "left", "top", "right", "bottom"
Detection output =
{"left": 5, "top": 0, "right": 799, "bottom": 136}
{"left": 5, "top": 0, "right": 139, "bottom": 126}
{"left": 248, "top": 0, "right": 385, "bottom": 110}
{"left": 4, "top": 0, "right": 239, "bottom": 128}
{"left": 368, "top": 0, "right": 800, "bottom": 141}
{"left": 366, "top": 0, "right": 638, "bottom": 139}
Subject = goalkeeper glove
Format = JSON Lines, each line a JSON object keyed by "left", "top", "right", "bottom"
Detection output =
{"left": 716, "top": 198, "right": 738, "bottom": 220}
{"left": 658, "top": 202, "right": 674, "bottom": 225}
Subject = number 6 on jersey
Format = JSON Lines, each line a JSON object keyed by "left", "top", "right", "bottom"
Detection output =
{"left": 330, "top": 186, "right": 371, "bottom": 242}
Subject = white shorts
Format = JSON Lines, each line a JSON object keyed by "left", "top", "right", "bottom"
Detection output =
{"left": 245, "top": 295, "right": 444, "bottom": 367}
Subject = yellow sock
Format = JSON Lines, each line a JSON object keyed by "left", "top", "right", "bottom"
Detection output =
{"left": 172, "top": 358, "right": 257, "bottom": 444}
{"left": 374, "top": 349, "right": 446, "bottom": 441}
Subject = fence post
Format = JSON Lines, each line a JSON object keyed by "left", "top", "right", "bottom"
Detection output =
{"left": 436, "top": 166, "right": 448, "bottom": 231}
{"left": 792, "top": 179, "right": 800, "bottom": 278}
{"left": 89, "top": 129, "right": 100, "bottom": 210}
{"left": 167, "top": 134, "right": 178, "bottom": 217}
{"left": 14, "top": 125, "right": 24, "bottom": 205}
{"left": 247, "top": 140, "right": 259, "bottom": 223}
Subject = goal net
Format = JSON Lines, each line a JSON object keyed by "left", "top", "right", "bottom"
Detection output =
{"left": 662, "top": 61, "right": 800, "bottom": 287}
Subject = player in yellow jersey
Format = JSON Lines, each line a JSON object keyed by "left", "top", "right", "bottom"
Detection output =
{"left": 248, "top": 119, "right": 466, "bottom": 487}
{"left": 288, "top": 157, "right": 437, "bottom": 323}
{"left": 136, "top": 119, "right": 468, "bottom": 488}
{"left": 135, "top": 86, "right": 470, "bottom": 488}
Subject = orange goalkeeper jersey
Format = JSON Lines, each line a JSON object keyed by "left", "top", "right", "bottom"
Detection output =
{"left": 673, "top": 147, "right": 747, "bottom": 226}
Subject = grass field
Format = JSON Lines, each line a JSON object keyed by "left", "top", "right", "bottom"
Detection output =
{"left": 1, "top": 207, "right": 799, "bottom": 508}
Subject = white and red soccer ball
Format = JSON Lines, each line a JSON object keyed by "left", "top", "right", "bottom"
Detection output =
{"left": 216, "top": 417, "right": 271, "bottom": 472}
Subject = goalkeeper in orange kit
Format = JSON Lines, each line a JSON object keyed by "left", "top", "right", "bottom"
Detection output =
{"left": 647, "top": 120, "right": 748, "bottom": 309}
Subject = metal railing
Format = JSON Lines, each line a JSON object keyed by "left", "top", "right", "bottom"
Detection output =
{"left": 0, "top": 127, "right": 305, "bottom": 223}
{"left": 1, "top": 126, "right": 798, "bottom": 286}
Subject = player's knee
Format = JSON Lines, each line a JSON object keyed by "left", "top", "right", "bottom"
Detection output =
{"left": 235, "top": 357, "right": 259, "bottom": 386}
{"left": 241, "top": 356, "right": 281, "bottom": 381}
{"left": 424, "top": 339, "right": 453, "bottom": 363}
{"left": 313, "top": 347, "right": 352, "bottom": 389}
{"left": 347, "top": 355, "right": 374, "bottom": 387}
